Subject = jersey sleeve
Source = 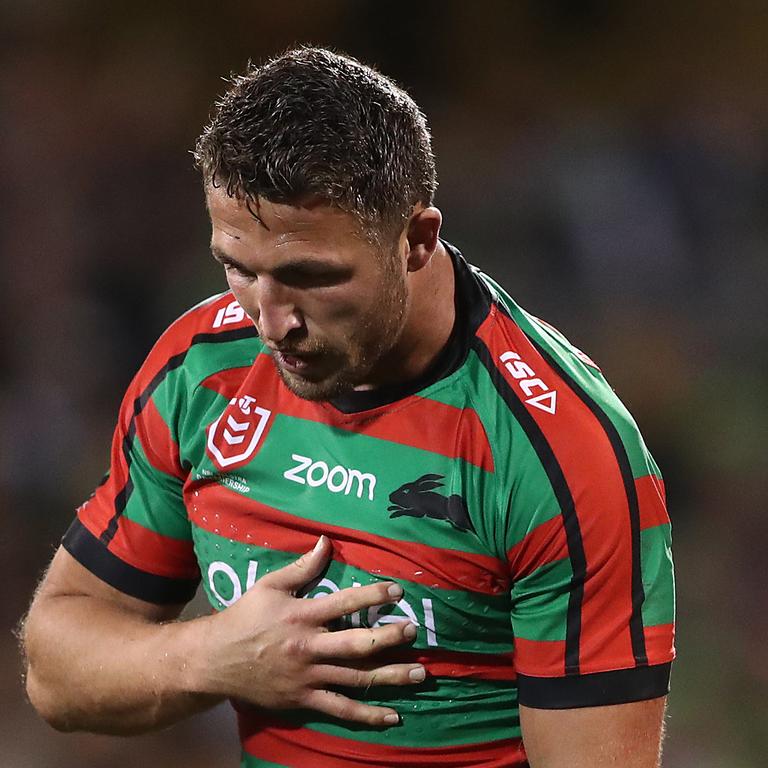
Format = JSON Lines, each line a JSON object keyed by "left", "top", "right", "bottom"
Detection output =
{"left": 504, "top": 389, "right": 674, "bottom": 709}
{"left": 62, "top": 315, "right": 204, "bottom": 605}
{"left": 507, "top": 444, "right": 674, "bottom": 709}
{"left": 475, "top": 305, "right": 675, "bottom": 710}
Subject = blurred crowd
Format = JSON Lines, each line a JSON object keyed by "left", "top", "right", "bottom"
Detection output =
{"left": 1, "top": 3, "right": 766, "bottom": 766}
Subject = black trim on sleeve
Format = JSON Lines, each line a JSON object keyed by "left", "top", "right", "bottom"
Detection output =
{"left": 63, "top": 518, "right": 200, "bottom": 605}
{"left": 517, "top": 663, "right": 671, "bottom": 710}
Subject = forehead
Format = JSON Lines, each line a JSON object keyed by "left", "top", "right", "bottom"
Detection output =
{"left": 205, "top": 184, "right": 367, "bottom": 248}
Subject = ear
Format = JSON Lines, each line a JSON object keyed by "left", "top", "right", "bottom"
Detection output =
{"left": 405, "top": 206, "right": 442, "bottom": 273}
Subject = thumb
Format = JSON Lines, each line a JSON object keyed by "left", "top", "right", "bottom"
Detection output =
{"left": 261, "top": 535, "right": 332, "bottom": 593}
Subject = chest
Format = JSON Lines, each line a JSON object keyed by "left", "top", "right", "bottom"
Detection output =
{"left": 182, "top": 361, "right": 513, "bottom": 654}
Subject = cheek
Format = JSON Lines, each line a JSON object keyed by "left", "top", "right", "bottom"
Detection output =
{"left": 303, "top": 292, "right": 368, "bottom": 331}
{"left": 226, "top": 280, "right": 259, "bottom": 322}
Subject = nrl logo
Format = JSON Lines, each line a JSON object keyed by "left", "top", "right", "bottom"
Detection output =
{"left": 206, "top": 395, "right": 271, "bottom": 471}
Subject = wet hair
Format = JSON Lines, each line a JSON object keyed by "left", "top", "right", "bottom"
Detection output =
{"left": 193, "top": 46, "right": 437, "bottom": 243}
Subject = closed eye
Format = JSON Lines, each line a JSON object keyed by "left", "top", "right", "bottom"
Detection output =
{"left": 272, "top": 263, "right": 353, "bottom": 289}
{"left": 222, "top": 261, "right": 256, "bottom": 279}
{"left": 211, "top": 250, "right": 257, "bottom": 279}
{"left": 211, "top": 248, "right": 351, "bottom": 288}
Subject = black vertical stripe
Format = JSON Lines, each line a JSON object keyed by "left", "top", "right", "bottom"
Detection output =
{"left": 524, "top": 334, "right": 649, "bottom": 667}
{"left": 472, "top": 338, "right": 586, "bottom": 675}
{"left": 99, "top": 326, "right": 259, "bottom": 545}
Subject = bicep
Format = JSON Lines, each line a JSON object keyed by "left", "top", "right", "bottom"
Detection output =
{"left": 31, "top": 546, "right": 186, "bottom": 624}
{"left": 520, "top": 697, "right": 667, "bottom": 768}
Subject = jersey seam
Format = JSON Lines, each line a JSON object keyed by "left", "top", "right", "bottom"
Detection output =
{"left": 463, "top": 303, "right": 513, "bottom": 564}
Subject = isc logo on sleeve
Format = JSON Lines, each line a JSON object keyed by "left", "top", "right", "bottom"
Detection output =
{"left": 206, "top": 395, "right": 271, "bottom": 470}
{"left": 500, "top": 351, "right": 557, "bottom": 414}
{"left": 212, "top": 299, "right": 246, "bottom": 328}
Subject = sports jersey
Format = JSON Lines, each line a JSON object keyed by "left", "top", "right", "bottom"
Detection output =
{"left": 63, "top": 241, "right": 675, "bottom": 767}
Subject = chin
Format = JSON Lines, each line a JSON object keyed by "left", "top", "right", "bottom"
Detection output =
{"left": 276, "top": 366, "right": 354, "bottom": 402}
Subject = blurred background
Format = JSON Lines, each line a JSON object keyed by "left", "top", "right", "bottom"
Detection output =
{"left": 1, "top": 1, "right": 766, "bottom": 766}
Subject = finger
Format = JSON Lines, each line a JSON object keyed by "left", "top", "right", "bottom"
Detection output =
{"left": 303, "top": 581, "right": 404, "bottom": 624}
{"left": 312, "top": 662, "right": 426, "bottom": 689}
{"left": 260, "top": 536, "right": 332, "bottom": 593}
{"left": 312, "top": 621, "right": 417, "bottom": 659}
{"left": 302, "top": 689, "right": 401, "bottom": 727}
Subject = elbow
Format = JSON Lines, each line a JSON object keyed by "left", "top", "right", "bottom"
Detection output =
{"left": 21, "top": 599, "right": 86, "bottom": 732}
{"left": 25, "top": 665, "right": 79, "bottom": 732}
{"left": 21, "top": 613, "right": 77, "bottom": 731}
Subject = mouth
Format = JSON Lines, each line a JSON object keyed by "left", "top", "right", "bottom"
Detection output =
{"left": 274, "top": 350, "right": 315, "bottom": 374}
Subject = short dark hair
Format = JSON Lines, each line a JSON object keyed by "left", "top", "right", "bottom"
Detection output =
{"left": 194, "top": 46, "right": 437, "bottom": 241}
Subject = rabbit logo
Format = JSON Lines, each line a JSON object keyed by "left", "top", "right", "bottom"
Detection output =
{"left": 387, "top": 474, "right": 474, "bottom": 533}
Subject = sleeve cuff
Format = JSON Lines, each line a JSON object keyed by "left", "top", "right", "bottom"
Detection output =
{"left": 62, "top": 517, "right": 200, "bottom": 605}
{"left": 517, "top": 662, "right": 671, "bottom": 709}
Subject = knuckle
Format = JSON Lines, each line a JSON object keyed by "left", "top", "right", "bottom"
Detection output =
{"left": 351, "top": 669, "right": 367, "bottom": 687}
{"left": 360, "top": 707, "right": 382, "bottom": 725}
{"left": 357, "top": 628, "right": 378, "bottom": 653}
{"left": 334, "top": 697, "right": 356, "bottom": 720}
{"left": 256, "top": 570, "right": 277, "bottom": 586}
{"left": 284, "top": 694, "right": 303, "bottom": 711}
{"left": 285, "top": 635, "right": 311, "bottom": 658}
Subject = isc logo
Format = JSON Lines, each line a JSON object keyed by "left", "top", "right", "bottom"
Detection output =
{"left": 500, "top": 351, "right": 558, "bottom": 414}
{"left": 212, "top": 299, "right": 246, "bottom": 329}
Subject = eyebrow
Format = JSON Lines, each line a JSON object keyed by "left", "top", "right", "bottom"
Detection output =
{"left": 210, "top": 247, "right": 258, "bottom": 277}
{"left": 210, "top": 246, "right": 353, "bottom": 283}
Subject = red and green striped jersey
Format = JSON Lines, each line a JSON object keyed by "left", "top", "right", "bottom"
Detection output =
{"left": 63, "top": 241, "right": 675, "bottom": 767}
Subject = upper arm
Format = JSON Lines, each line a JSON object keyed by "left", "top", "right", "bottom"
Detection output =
{"left": 520, "top": 697, "right": 667, "bottom": 768}
{"left": 31, "top": 545, "right": 186, "bottom": 624}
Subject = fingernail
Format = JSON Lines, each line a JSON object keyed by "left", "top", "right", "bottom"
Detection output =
{"left": 409, "top": 666, "right": 426, "bottom": 682}
{"left": 312, "top": 536, "right": 326, "bottom": 554}
{"left": 403, "top": 622, "right": 417, "bottom": 639}
{"left": 387, "top": 583, "right": 403, "bottom": 599}
{"left": 383, "top": 713, "right": 400, "bottom": 725}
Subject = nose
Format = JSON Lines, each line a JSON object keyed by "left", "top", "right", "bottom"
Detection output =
{"left": 253, "top": 278, "right": 303, "bottom": 344}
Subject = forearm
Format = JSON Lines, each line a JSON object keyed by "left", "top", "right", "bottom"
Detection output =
{"left": 23, "top": 539, "right": 422, "bottom": 733}
{"left": 23, "top": 594, "right": 221, "bottom": 735}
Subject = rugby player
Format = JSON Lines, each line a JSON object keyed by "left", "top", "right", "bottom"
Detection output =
{"left": 22, "top": 47, "right": 675, "bottom": 767}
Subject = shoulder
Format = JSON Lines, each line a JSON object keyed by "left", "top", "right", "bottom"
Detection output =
{"left": 459, "top": 267, "right": 662, "bottom": 515}
{"left": 131, "top": 292, "right": 263, "bottom": 397}
{"left": 469, "top": 272, "right": 640, "bottom": 440}
{"left": 153, "top": 291, "right": 261, "bottom": 364}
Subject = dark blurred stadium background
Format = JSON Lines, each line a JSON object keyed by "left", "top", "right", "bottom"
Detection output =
{"left": 2, "top": 2, "right": 766, "bottom": 766}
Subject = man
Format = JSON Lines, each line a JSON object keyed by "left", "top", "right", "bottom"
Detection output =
{"left": 22, "top": 47, "right": 675, "bottom": 767}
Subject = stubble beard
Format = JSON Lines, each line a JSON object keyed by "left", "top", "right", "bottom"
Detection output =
{"left": 273, "top": 268, "right": 408, "bottom": 402}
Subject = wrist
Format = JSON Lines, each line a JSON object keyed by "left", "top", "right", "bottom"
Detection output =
{"left": 157, "top": 614, "right": 217, "bottom": 698}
